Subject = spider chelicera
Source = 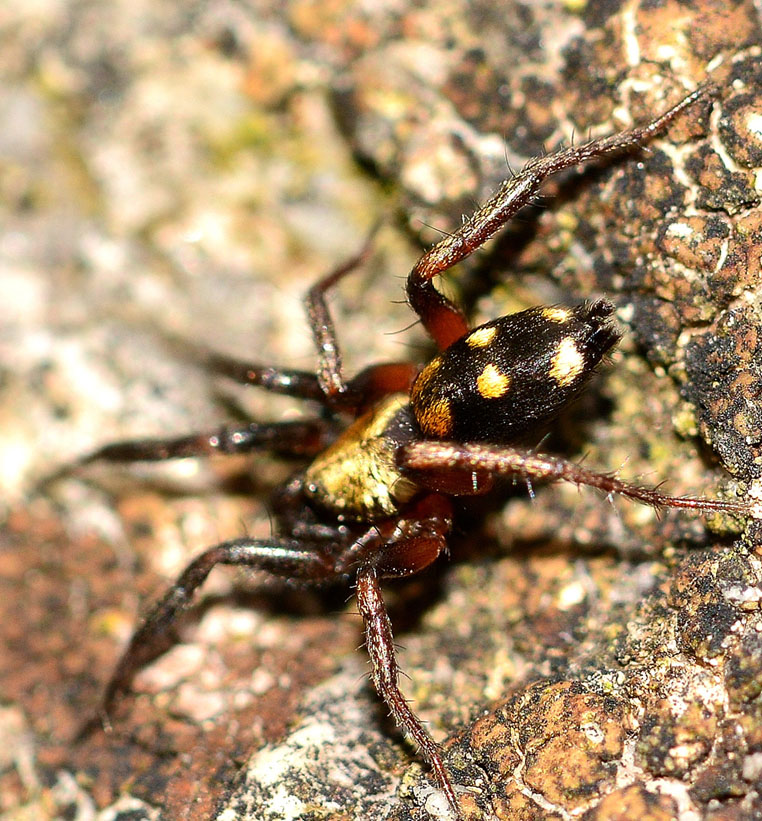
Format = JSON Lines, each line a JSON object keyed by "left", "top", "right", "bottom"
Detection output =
{"left": 67, "top": 85, "right": 750, "bottom": 817}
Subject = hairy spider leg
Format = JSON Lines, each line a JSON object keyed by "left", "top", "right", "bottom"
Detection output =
{"left": 98, "top": 538, "right": 338, "bottom": 720}
{"left": 407, "top": 86, "right": 715, "bottom": 350}
{"left": 156, "top": 228, "right": 380, "bottom": 408}
{"left": 95, "top": 491, "right": 459, "bottom": 813}
{"left": 34, "top": 419, "right": 346, "bottom": 490}
{"left": 70, "top": 419, "right": 342, "bottom": 468}
{"left": 200, "top": 351, "right": 420, "bottom": 414}
{"left": 357, "top": 567, "right": 459, "bottom": 812}
{"left": 198, "top": 348, "right": 326, "bottom": 402}
{"left": 346, "top": 362, "right": 420, "bottom": 411}
{"left": 303, "top": 224, "right": 424, "bottom": 410}
{"left": 187, "top": 234, "right": 379, "bottom": 409}
{"left": 305, "top": 225, "right": 380, "bottom": 403}
{"left": 347, "top": 493, "right": 457, "bottom": 813}
{"left": 400, "top": 441, "right": 751, "bottom": 515}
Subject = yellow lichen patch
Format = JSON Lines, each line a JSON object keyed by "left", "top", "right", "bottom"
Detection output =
{"left": 466, "top": 326, "right": 497, "bottom": 347}
{"left": 420, "top": 398, "right": 454, "bottom": 437}
{"left": 550, "top": 337, "right": 585, "bottom": 387}
{"left": 541, "top": 306, "right": 572, "bottom": 323}
{"left": 477, "top": 363, "right": 511, "bottom": 399}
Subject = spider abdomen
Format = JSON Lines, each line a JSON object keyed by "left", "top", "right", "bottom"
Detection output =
{"left": 410, "top": 299, "right": 621, "bottom": 443}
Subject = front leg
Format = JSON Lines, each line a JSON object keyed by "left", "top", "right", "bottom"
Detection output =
{"left": 39, "top": 419, "right": 340, "bottom": 488}
{"left": 85, "top": 419, "right": 339, "bottom": 463}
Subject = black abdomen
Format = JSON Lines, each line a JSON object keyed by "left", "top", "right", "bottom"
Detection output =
{"left": 410, "top": 300, "right": 621, "bottom": 443}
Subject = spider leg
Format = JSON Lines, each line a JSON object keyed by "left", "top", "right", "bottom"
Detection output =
{"left": 59, "top": 363, "right": 419, "bottom": 480}
{"left": 86, "top": 419, "right": 338, "bottom": 463}
{"left": 80, "top": 419, "right": 336, "bottom": 464}
{"left": 338, "top": 493, "right": 453, "bottom": 574}
{"left": 98, "top": 537, "right": 337, "bottom": 723}
{"left": 197, "top": 349, "right": 325, "bottom": 402}
{"left": 201, "top": 352, "right": 420, "bottom": 412}
{"left": 399, "top": 441, "right": 751, "bottom": 515}
{"left": 301, "top": 224, "right": 424, "bottom": 414}
{"left": 305, "top": 225, "right": 379, "bottom": 404}
{"left": 342, "top": 495, "right": 459, "bottom": 813}
{"left": 202, "top": 352, "right": 420, "bottom": 416}
{"left": 356, "top": 563, "right": 459, "bottom": 815}
{"left": 173, "top": 224, "right": 400, "bottom": 413}
{"left": 41, "top": 419, "right": 340, "bottom": 487}
{"left": 345, "top": 361, "right": 420, "bottom": 411}
{"left": 407, "top": 85, "right": 715, "bottom": 350}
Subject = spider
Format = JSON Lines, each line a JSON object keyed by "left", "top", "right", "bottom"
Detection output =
{"left": 65, "top": 85, "right": 749, "bottom": 817}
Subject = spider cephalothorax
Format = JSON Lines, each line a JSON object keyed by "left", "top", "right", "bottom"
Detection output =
{"left": 64, "top": 85, "right": 750, "bottom": 818}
